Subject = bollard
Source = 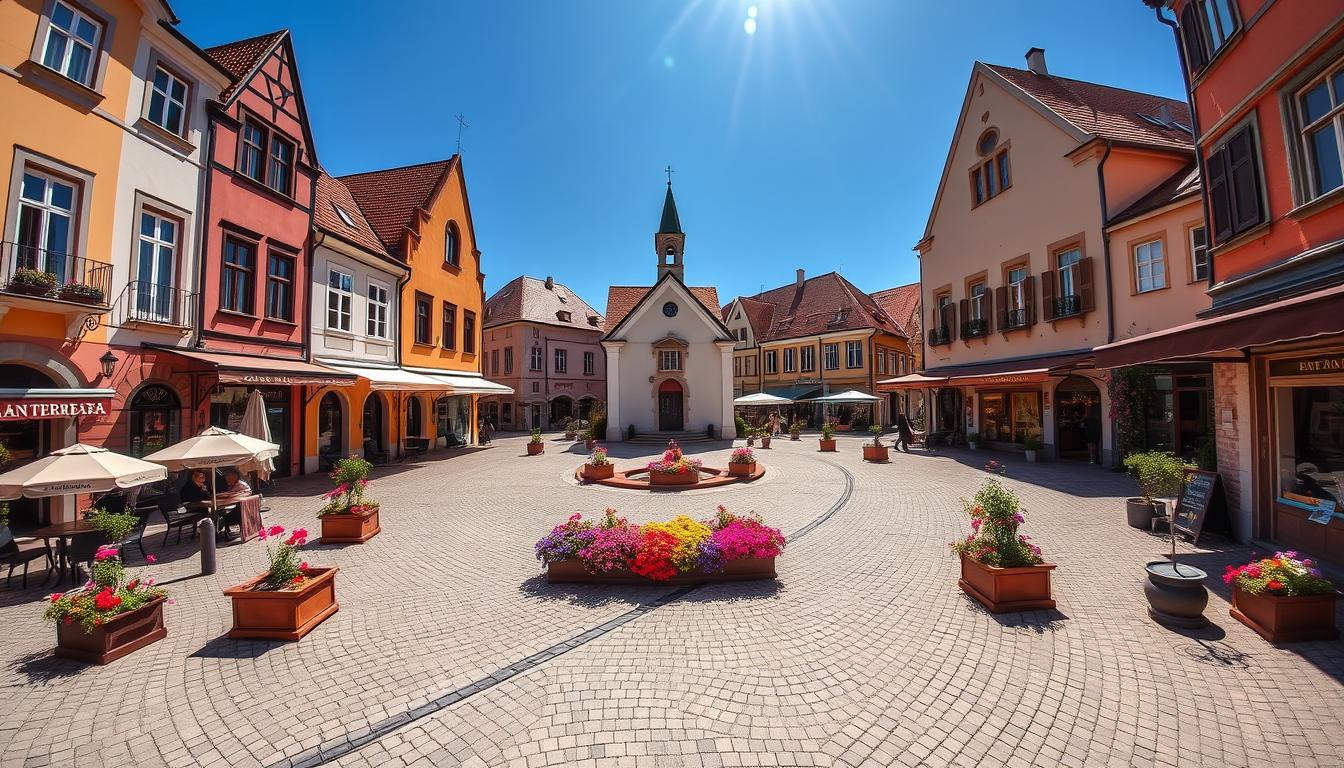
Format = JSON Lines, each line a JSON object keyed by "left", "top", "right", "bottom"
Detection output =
{"left": 198, "top": 517, "right": 217, "bottom": 575}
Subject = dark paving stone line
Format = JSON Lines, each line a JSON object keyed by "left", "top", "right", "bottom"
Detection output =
{"left": 274, "top": 461, "right": 856, "bottom": 768}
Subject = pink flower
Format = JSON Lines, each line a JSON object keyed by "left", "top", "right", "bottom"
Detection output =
{"left": 145, "top": 554, "right": 158, "bottom": 564}
{"left": 267, "top": 525, "right": 285, "bottom": 538}
{"left": 94, "top": 545, "right": 119, "bottom": 561}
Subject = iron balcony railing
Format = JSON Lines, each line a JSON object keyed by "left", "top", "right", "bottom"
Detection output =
{"left": 1, "top": 241, "right": 113, "bottom": 307}
{"left": 961, "top": 318, "right": 989, "bottom": 339}
{"left": 1003, "top": 308, "right": 1028, "bottom": 330}
{"left": 116, "top": 281, "right": 197, "bottom": 327}
{"left": 1052, "top": 295, "right": 1081, "bottom": 319}
{"left": 927, "top": 326, "right": 951, "bottom": 346}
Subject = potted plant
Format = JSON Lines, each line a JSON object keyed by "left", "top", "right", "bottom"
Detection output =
{"left": 863, "top": 425, "right": 889, "bottom": 462}
{"left": 563, "top": 419, "right": 578, "bottom": 441}
{"left": 1023, "top": 434, "right": 1044, "bottom": 463}
{"left": 7, "top": 267, "right": 57, "bottom": 296}
{"left": 583, "top": 427, "right": 598, "bottom": 451}
{"left": 318, "top": 457, "right": 380, "bottom": 544}
{"left": 967, "top": 431, "right": 980, "bottom": 451}
{"left": 223, "top": 526, "right": 337, "bottom": 640}
{"left": 789, "top": 421, "right": 803, "bottom": 441}
{"left": 727, "top": 446, "right": 756, "bottom": 476}
{"left": 1225, "top": 551, "right": 1338, "bottom": 643}
{"left": 1122, "top": 451, "right": 1190, "bottom": 529}
{"left": 646, "top": 440, "right": 702, "bottom": 486}
{"left": 527, "top": 428, "right": 544, "bottom": 456}
{"left": 539, "top": 506, "right": 783, "bottom": 584}
{"left": 819, "top": 422, "right": 836, "bottom": 452}
{"left": 950, "top": 479, "right": 1056, "bottom": 613}
{"left": 58, "top": 282, "right": 105, "bottom": 305}
{"left": 760, "top": 428, "right": 772, "bottom": 449}
{"left": 746, "top": 428, "right": 756, "bottom": 447}
{"left": 45, "top": 542, "right": 167, "bottom": 664}
{"left": 581, "top": 445, "right": 615, "bottom": 481}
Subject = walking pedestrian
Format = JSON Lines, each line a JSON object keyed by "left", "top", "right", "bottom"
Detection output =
{"left": 768, "top": 411, "right": 780, "bottom": 436}
{"left": 895, "top": 412, "right": 914, "bottom": 453}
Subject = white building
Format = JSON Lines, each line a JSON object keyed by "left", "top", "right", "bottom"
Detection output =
{"left": 601, "top": 183, "right": 735, "bottom": 440}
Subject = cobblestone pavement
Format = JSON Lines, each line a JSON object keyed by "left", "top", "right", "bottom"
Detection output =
{"left": 2, "top": 433, "right": 1343, "bottom": 768}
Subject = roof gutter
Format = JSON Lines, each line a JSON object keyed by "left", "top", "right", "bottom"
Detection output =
{"left": 1096, "top": 139, "right": 1116, "bottom": 345}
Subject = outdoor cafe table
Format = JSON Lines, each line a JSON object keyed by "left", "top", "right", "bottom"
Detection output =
{"left": 29, "top": 519, "right": 103, "bottom": 584}
{"left": 184, "top": 495, "right": 261, "bottom": 542}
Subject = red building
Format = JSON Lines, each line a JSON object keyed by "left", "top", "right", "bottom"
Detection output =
{"left": 1100, "top": 1, "right": 1344, "bottom": 562}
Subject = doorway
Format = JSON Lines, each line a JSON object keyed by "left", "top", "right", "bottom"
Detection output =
{"left": 318, "top": 392, "right": 343, "bottom": 464}
{"left": 658, "top": 380, "right": 684, "bottom": 431}
{"left": 406, "top": 396, "right": 422, "bottom": 438}
{"left": 1055, "top": 376, "right": 1101, "bottom": 461}
{"left": 362, "top": 394, "right": 383, "bottom": 455}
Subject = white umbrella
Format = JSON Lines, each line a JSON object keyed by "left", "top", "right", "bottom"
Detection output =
{"left": 733, "top": 392, "right": 793, "bottom": 406}
{"left": 0, "top": 443, "right": 167, "bottom": 499}
{"left": 237, "top": 390, "right": 275, "bottom": 480}
{"left": 144, "top": 427, "right": 280, "bottom": 519}
{"left": 812, "top": 389, "right": 882, "bottom": 403}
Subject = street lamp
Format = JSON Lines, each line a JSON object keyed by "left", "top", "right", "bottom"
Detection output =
{"left": 98, "top": 350, "right": 118, "bottom": 378}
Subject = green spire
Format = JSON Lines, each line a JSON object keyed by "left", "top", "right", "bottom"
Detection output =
{"left": 658, "top": 183, "right": 682, "bottom": 234}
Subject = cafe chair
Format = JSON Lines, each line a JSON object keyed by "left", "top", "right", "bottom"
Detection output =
{"left": 64, "top": 532, "right": 105, "bottom": 586}
{"left": 363, "top": 439, "right": 389, "bottom": 465}
{"left": 0, "top": 526, "right": 53, "bottom": 589}
{"left": 116, "top": 508, "right": 154, "bottom": 563}
{"left": 161, "top": 499, "right": 206, "bottom": 546}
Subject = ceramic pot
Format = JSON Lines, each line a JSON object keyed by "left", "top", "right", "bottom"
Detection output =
{"left": 1126, "top": 498, "right": 1158, "bottom": 529}
{"left": 527, "top": 442, "right": 544, "bottom": 456}
{"left": 862, "top": 445, "right": 889, "bottom": 462}
{"left": 728, "top": 462, "right": 756, "bottom": 477}
{"left": 819, "top": 439, "right": 836, "bottom": 452}
{"left": 581, "top": 463, "right": 615, "bottom": 481}
{"left": 1143, "top": 560, "right": 1209, "bottom": 628}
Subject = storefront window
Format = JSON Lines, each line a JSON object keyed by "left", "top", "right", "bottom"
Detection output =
{"left": 211, "top": 386, "right": 291, "bottom": 477}
{"left": 1276, "top": 386, "right": 1344, "bottom": 512}
{"left": 1146, "top": 375, "right": 1175, "bottom": 453}
{"left": 979, "top": 394, "right": 1007, "bottom": 442}
{"left": 977, "top": 391, "right": 1041, "bottom": 445}
{"left": 436, "top": 395, "right": 471, "bottom": 446}
{"left": 128, "top": 384, "right": 179, "bottom": 458}
{"left": 318, "top": 392, "right": 343, "bottom": 459}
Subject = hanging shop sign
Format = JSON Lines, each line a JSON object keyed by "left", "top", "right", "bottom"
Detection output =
{"left": 0, "top": 395, "right": 111, "bottom": 421}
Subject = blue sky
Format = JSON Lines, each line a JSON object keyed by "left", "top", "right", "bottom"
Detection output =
{"left": 177, "top": 0, "right": 1187, "bottom": 314}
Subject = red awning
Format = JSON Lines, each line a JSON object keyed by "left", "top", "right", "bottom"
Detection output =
{"left": 1093, "top": 283, "right": 1344, "bottom": 369}
{"left": 155, "top": 348, "right": 357, "bottom": 387}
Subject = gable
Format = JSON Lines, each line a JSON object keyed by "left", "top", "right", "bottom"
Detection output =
{"left": 228, "top": 35, "right": 319, "bottom": 167}
{"left": 604, "top": 275, "right": 731, "bottom": 343}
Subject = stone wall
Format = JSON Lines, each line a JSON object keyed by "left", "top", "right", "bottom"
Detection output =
{"left": 1212, "top": 361, "right": 1254, "bottom": 540}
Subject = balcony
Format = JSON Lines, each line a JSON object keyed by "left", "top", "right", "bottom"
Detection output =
{"left": 1003, "top": 308, "right": 1028, "bottom": 330}
{"left": 1052, "top": 295, "right": 1081, "bottom": 319}
{"left": 961, "top": 318, "right": 989, "bottom": 339}
{"left": 0, "top": 242, "right": 113, "bottom": 336}
{"left": 115, "top": 281, "right": 197, "bottom": 333}
{"left": 927, "top": 326, "right": 951, "bottom": 346}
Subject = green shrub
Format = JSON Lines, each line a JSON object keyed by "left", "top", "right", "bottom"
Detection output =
{"left": 967, "top": 431, "right": 981, "bottom": 443}
{"left": 1024, "top": 434, "right": 1044, "bottom": 451}
{"left": 1122, "top": 451, "right": 1193, "bottom": 503}
{"left": 529, "top": 428, "right": 542, "bottom": 444}
{"left": 735, "top": 414, "right": 749, "bottom": 438}
{"left": 821, "top": 422, "right": 835, "bottom": 439}
{"left": 88, "top": 507, "right": 138, "bottom": 544}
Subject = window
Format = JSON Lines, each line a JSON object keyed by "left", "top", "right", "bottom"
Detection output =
{"left": 530, "top": 347, "right": 542, "bottom": 371}
{"left": 323, "top": 268, "right": 352, "bottom": 330}
{"left": 1008, "top": 267, "right": 1028, "bottom": 310}
{"left": 734, "top": 357, "right": 742, "bottom": 377}
{"left": 441, "top": 302, "right": 456, "bottom": 350}
{"left": 556, "top": 310, "right": 571, "bottom": 323}
{"left": 267, "top": 136, "right": 294, "bottom": 195}
{"left": 1189, "top": 227, "right": 1209, "bottom": 282}
{"left": 764, "top": 350, "right": 777, "bottom": 374}
{"left": 504, "top": 347, "right": 514, "bottom": 374}
{"left": 444, "top": 223, "right": 460, "bottom": 266}
{"left": 783, "top": 347, "right": 796, "bottom": 373}
{"left": 1207, "top": 123, "right": 1265, "bottom": 242}
{"left": 463, "top": 311, "right": 476, "bottom": 353}
{"left": 414, "top": 294, "right": 431, "bottom": 344}
{"left": 897, "top": 353, "right": 906, "bottom": 375}
{"left": 41, "top": 1, "right": 101, "bottom": 87}
{"left": 367, "top": 281, "right": 389, "bottom": 338}
{"left": 1134, "top": 240, "right": 1166, "bottom": 293}
{"left": 801, "top": 345, "right": 815, "bottom": 372}
{"left": 1295, "top": 60, "right": 1344, "bottom": 200}
{"left": 238, "top": 116, "right": 297, "bottom": 195}
{"left": 554, "top": 348, "right": 567, "bottom": 373}
{"left": 969, "top": 282, "right": 987, "bottom": 321}
{"left": 971, "top": 148, "right": 1011, "bottom": 206}
{"left": 491, "top": 350, "right": 499, "bottom": 376}
{"left": 16, "top": 169, "right": 76, "bottom": 275}
{"left": 146, "top": 65, "right": 188, "bottom": 136}
{"left": 878, "top": 350, "right": 887, "bottom": 375}
{"left": 333, "top": 205, "right": 357, "bottom": 227}
{"left": 660, "top": 350, "right": 681, "bottom": 371}
{"left": 1180, "top": 0, "right": 1239, "bottom": 73}
{"left": 132, "top": 210, "right": 178, "bottom": 322}
{"left": 265, "top": 252, "right": 294, "bottom": 321}
{"left": 221, "top": 237, "right": 255, "bottom": 314}
{"left": 583, "top": 351, "right": 594, "bottom": 375}
{"left": 824, "top": 343, "right": 840, "bottom": 370}
{"left": 737, "top": 328, "right": 747, "bottom": 342}
{"left": 1056, "top": 248, "right": 1082, "bottom": 299}
{"left": 239, "top": 120, "right": 266, "bottom": 183}
{"left": 846, "top": 341, "right": 863, "bottom": 369}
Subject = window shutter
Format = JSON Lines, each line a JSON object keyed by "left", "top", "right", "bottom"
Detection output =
{"left": 983, "top": 286, "right": 994, "bottom": 329}
{"left": 994, "top": 286, "right": 1008, "bottom": 332}
{"left": 1207, "top": 146, "right": 1233, "bottom": 243}
{"left": 942, "top": 302, "right": 958, "bottom": 342}
{"left": 1041, "top": 270, "right": 1057, "bottom": 321}
{"left": 1227, "top": 128, "right": 1263, "bottom": 235}
{"left": 958, "top": 298, "right": 969, "bottom": 335}
{"left": 1180, "top": 4, "right": 1208, "bottom": 73}
{"left": 1079, "top": 256, "right": 1095, "bottom": 313}
{"left": 1023, "top": 275, "right": 1037, "bottom": 326}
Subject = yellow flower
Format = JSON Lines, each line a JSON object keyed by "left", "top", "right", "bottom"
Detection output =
{"left": 643, "top": 515, "right": 712, "bottom": 571}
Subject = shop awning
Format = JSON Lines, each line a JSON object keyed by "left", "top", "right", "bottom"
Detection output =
{"left": 156, "top": 348, "right": 356, "bottom": 387}
{"left": 909, "top": 351, "right": 1093, "bottom": 389}
{"left": 316, "top": 361, "right": 451, "bottom": 391}
{"left": 0, "top": 388, "right": 116, "bottom": 421}
{"left": 1093, "top": 283, "right": 1344, "bottom": 369}
{"left": 877, "top": 373, "right": 949, "bottom": 390}
{"left": 949, "top": 368, "right": 1051, "bottom": 387}
{"left": 409, "top": 370, "right": 515, "bottom": 395}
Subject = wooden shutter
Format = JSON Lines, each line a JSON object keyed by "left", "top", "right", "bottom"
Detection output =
{"left": 1079, "top": 256, "right": 1095, "bottom": 313}
{"left": 1227, "top": 127, "right": 1264, "bottom": 235}
{"left": 1207, "top": 145, "right": 1233, "bottom": 243}
{"left": 1041, "top": 270, "right": 1057, "bottom": 321}
{"left": 1180, "top": 4, "right": 1208, "bottom": 73}
{"left": 958, "top": 298, "right": 969, "bottom": 336}
{"left": 943, "top": 302, "right": 958, "bottom": 342}
{"left": 929, "top": 308, "right": 940, "bottom": 342}
{"left": 983, "top": 287, "right": 994, "bottom": 330}
{"left": 994, "top": 286, "right": 1008, "bottom": 332}
{"left": 1023, "top": 275, "right": 1037, "bottom": 326}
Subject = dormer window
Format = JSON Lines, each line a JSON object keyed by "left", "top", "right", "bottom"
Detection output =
{"left": 556, "top": 310, "right": 572, "bottom": 323}
{"left": 333, "top": 204, "right": 357, "bottom": 227}
{"left": 587, "top": 316, "right": 600, "bottom": 327}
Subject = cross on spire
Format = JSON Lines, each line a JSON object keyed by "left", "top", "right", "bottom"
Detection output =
{"left": 455, "top": 113, "right": 469, "bottom": 153}
{"left": 664, "top": 165, "right": 675, "bottom": 186}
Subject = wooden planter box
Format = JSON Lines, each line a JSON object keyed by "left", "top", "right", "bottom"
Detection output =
{"left": 819, "top": 438, "right": 837, "bottom": 452}
{"left": 223, "top": 567, "right": 339, "bottom": 641}
{"left": 1230, "top": 585, "right": 1339, "bottom": 644}
{"left": 649, "top": 470, "right": 698, "bottom": 486}
{"left": 6, "top": 281, "right": 53, "bottom": 297}
{"left": 581, "top": 463, "right": 615, "bottom": 481}
{"left": 547, "top": 556, "right": 776, "bottom": 584}
{"left": 320, "top": 507, "right": 380, "bottom": 544}
{"left": 728, "top": 461, "right": 756, "bottom": 476}
{"left": 526, "top": 442, "right": 544, "bottom": 455}
{"left": 834, "top": 424, "right": 852, "bottom": 432}
{"left": 55, "top": 596, "right": 167, "bottom": 665}
{"left": 958, "top": 554, "right": 1056, "bottom": 613}
{"left": 862, "top": 445, "right": 889, "bottom": 462}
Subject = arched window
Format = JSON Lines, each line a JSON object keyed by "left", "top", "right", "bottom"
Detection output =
{"left": 977, "top": 128, "right": 999, "bottom": 156}
{"left": 444, "top": 222, "right": 460, "bottom": 267}
{"left": 318, "top": 392, "right": 344, "bottom": 461}
{"left": 406, "top": 396, "right": 422, "bottom": 438}
{"left": 128, "top": 383, "right": 180, "bottom": 457}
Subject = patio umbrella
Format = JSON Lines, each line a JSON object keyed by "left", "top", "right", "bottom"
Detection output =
{"left": 237, "top": 390, "right": 275, "bottom": 480}
{"left": 143, "top": 427, "right": 280, "bottom": 518}
{"left": 0, "top": 444, "right": 167, "bottom": 499}
{"left": 733, "top": 392, "right": 793, "bottom": 406}
{"left": 812, "top": 390, "right": 882, "bottom": 403}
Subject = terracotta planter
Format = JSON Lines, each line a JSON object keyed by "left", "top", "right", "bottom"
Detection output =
{"left": 527, "top": 442, "right": 544, "bottom": 455}
{"left": 862, "top": 445, "right": 889, "bottom": 462}
{"left": 746, "top": 437, "right": 756, "bottom": 447}
{"left": 958, "top": 553, "right": 1056, "bottom": 613}
{"left": 649, "top": 470, "right": 698, "bottom": 486}
{"left": 58, "top": 287, "right": 105, "bottom": 305}
{"left": 819, "top": 438, "right": 837, "bottom": 452}
{"left": 789, "top": 433, "right": 800, "bottom": 441}
{"left": 224, "top": 567, "right": 339, "bottom": 641}
{"left": 760, "top": 436, "right": 772, "bottom": 449}
{"left": 835, "top": 424, "right": 851, "bottom": 432}
{"left": 581, "top": 463, "right": 615, "bottom": 481}
{"left": 547, "top": 556, "right": 776, "bottom": 585}
{"left": 585, "top": 439, "right": 597, "bottom": 450}
{"left": 320, "top": 506, "right": 380, "bottom": 544}
{"left": 1231, "top": 585, "right": 1339, "bottom": 644}
{"left": 54, "top": 596, "right": 167, "bottom": 665}
{"left": 728, "top": 461, "right": 756, "bottom": 476}
{"left": 564, "top": 431, "right": 576, "bottom": 440}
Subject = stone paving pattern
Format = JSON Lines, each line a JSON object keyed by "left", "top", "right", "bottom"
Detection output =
{"left": 1, "top": 433, "right": 1343, "bottom": 767}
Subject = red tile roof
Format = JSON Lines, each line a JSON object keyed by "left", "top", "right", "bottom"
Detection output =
{"left": 1110, "top": 163, "right": 1201, "bottom": 225}
{"left": 741, "top": 272, "right": 905, "bottom": 343}
{"left": 338, "top": 158, "right": 457, "bottom": 253}
{"left": 870, "top": 282, "right": 921, "bottom": 338}
{"left": 485, "top": 276, "right": 604, "bottom": 331}
{"left": 732, "top": 296, "right": 776, "bottom": 338}
{"left": 987, "top": 64, "right": 1194, "bottom": 152}
{"left": 605, "top": 286, "right": 721, "bottom": 331}
{"left": 203, "top": 30, "right": 285, "bottom": 103}
{"left": 313, "top": 172, "right": 392, "bottom": 258}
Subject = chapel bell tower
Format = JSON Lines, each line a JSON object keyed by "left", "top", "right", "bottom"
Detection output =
{"left": 655, "top": 178, "right": 685, "bottom": 282}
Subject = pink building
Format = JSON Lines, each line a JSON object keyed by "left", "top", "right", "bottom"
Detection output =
{"left": 480, "top": 276, "right": 605, "bottom": 430}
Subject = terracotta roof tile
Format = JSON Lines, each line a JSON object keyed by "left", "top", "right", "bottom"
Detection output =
{"left": 732, "top": 296, "right": 775, "bottom": 338}
{"left": 987, "top": 64, "right": 1194, "bottom": 152}
{"left": 338, "top": 158, "right": 457, "bottom": 253}
{"left": 741, "top": 273, "right": 904, "bottom": 343}
{"left": 871, "top": 283, "right": 921, "bottom": 338}
{"left": 1110, "top": 162, "right": 1201, "bottom": 224}
{"left": 485, "top": 276, "right": 604, "bottom": 331}
{"left": 604, "top": 285, "right": 721, "bottom": 331}
{"left": 313, "top": 172, "right": 393, "bottom": 258}
{"left": 203, "top": 30, "right": 285, "bottom": 103}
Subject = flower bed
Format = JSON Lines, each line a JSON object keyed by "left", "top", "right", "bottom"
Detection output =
{"left": 538, "top": 507, "right": 784, "bottom": 584}
{"left": 647, "top": 440, "right": 702, "bottom": 485}
{"left": 46, "top": 544, "right": 168, "bottom": 664}
{"left": 950, "top": 480, "right": 1055, "bottom": 612}
{"left": 1224, "top": 551, "right": 1338, "bottom": 643}
{"left": 728, "top": 447, "right": 756, "bottom": 477}
{"left": 224, "top": 526, "right": 338, "bottom": 640}
{"left": 318, "top": 457, "right": 381, "bottom": 544}
{"left": 581, "top": 445, "right": 615, "bottom": 480}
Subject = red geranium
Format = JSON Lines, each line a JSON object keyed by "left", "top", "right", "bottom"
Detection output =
{"left": 629, "top": 529, "right": 679, "bottom": 581}
{"left": 93, "top": 587, "right": 122, "bottom": 611}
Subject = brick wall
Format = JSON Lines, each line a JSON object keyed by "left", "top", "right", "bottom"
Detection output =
{"left": 1212, "top": 362, "right": 1254, "bottom": 540}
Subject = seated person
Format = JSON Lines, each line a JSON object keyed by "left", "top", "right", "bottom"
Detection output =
{"left": 180, "top": 470, "right": 213, "bottom": 504}
{"left": 217, "top": 468, "right": 252, "bottom": 499}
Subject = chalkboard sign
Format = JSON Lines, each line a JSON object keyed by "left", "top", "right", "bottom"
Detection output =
{"left": 1172, "top": 469, "right": 1221, "bottom": 544}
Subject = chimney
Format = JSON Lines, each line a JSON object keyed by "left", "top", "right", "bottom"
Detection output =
{"left": 796, "top": 268, "right": 806, "bottom": 286}
{"left": 544, "top": 276, "right": 554, "bottom": 290}
{"left": 1025, "top": 47, "right": 1047, "bottom": 76}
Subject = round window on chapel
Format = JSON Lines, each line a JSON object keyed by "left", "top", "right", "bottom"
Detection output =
{"left": 977, "top": 128, "right": 999, "bottom": 156}
{"left": 662, "top": 302, "right": 679, "bottom": 318}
